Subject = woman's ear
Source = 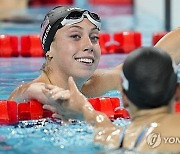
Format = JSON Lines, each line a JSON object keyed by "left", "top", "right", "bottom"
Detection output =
{"left": 175, "top": 83, "right": 180, "bottom": 102}
{"left": 45, "top": 51, "right": 53, "bottom": 60}
{"left": 122, "top": 89, "right": 129, "bottom": 108}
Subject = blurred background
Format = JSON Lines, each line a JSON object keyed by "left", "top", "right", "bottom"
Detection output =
{"left": 0, "top": 0, "right": 180, "bottom": 46}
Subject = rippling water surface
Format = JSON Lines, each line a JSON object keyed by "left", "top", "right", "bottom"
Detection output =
{"left": 0, "top": 55, "right": 133, "bottom": 154}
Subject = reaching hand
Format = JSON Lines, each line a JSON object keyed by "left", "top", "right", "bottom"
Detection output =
{"left": 65, "top": 76, "right": 90, "bottom": 112}
{"left": 25, "top": 82, "right": 51, "bottom": 104}
{"left": 42, "top": 77, "right": 90, "bottom": 120}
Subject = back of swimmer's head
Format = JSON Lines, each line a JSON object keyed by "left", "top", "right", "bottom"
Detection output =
{"left": 121, "top": 47, "right": 177, "bottom": 109}
{"left": 40, "top": 5, "right": 101, "bottom": 53}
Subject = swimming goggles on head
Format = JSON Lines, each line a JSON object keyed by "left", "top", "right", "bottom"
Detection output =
{"left": 61, "top": 10, "right": 101, "bottom": 30}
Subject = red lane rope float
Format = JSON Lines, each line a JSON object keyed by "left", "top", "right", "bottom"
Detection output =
{"left": 0, "top": 35, "right": 19, "bottom": 57}
{"left": 0, "top": 97, "right": 130, "bottom": 125}
{"left": 0, "top": 101, "right": 18, "bottom": 125}
{"left": 175, "top": 102, "right": 180, "bottom": 113}
{"left": 152, "top": 32, "right": 168, "bottom": 46}
{"left": 88, "top": 97, "right": 130, "bottom": 120}
{"left": 20, "top": 35, "right": 44, "bottom": 57}
{"left": 0, "top": 100, "right": 53, "bottom": 125}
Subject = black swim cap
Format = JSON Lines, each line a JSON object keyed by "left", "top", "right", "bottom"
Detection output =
{"left": 40, "top": 6, "right": 101, "bottom": 52}
{"left": 121, "top": 47, "right": 177, "bottom": 109}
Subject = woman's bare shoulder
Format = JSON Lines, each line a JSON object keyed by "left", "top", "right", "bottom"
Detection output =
{"left": 8, "top": 75, "right": 47, "bottom": 101}
{"left": 155, "top": 27, "right": 180, "bottom": 64}
{"left": 82, "top": 64, "right": 123, "bottom": 97}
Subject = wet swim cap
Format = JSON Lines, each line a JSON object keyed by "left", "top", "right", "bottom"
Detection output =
{"left": 40, "top": 6, "right": 101, "bottom": 52}
{"left": 121, "top": 47, "right": 177, "bottom": 109}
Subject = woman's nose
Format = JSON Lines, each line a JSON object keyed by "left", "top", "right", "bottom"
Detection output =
{"left": 83, "top": 47, "right": 94, "bottom": 52}
{"left": 82, "top": 37, "right": 94, "bottom": 52}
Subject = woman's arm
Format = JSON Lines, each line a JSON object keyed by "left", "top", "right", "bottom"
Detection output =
{"left": 8, "top": 81, "right": 50, "bottom": 104}
{"left": 8, "top": 82, "right": 32, "bottom": 102}
{"left": 83, "top": 27, "right": 180, "bottom": 98}
{"left": 82, "top": 104, "right": 122, "bottom": 148}
{"left": 8, "top": 73, "right": 53, "bottom": 103}
{"left": 70, "top": 77, "right": 122, "bottom": 148}
{"left": 43, "top": 77, "right": 122, "bottom": 148}
{"left": 155, "top": 27, "right": 180, "bottom": 64}
{"left": 82, "top": 64, "right": 123, "bottom": 97}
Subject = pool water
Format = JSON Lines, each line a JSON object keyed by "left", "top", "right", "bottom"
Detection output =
{"left": 0, "top": 54, "right": 180, "bottom": 154}
{"left": 0, "top": 54, "right": 133, "bottom": 154}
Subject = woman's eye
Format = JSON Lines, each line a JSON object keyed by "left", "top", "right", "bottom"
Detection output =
{"left": 91, "top": 36, "right": 99, "bottom": 43}
{"left": 71, "top": 35, "right": 81, "bottom": 40}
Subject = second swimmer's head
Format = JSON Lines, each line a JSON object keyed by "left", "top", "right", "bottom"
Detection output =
{"left": 121, "top": 47, "right": 177, "bottom": 109}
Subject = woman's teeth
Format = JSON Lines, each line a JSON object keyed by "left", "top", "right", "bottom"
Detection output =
{"left": 75, "top": 58, "right": 94, "bottom": 64}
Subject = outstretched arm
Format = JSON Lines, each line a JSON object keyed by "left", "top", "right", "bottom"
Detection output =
{"left": 9, "top": 64, "right": 123, "bottom": 103}
{"left": 43, "top": 77, "right": 122, "bottom": 148}
{"left": 69, "top": 77, "right": 122, "bottom": 148}
{"left": 8, "top": 82, "right": 37, "bottom": 102}
{"left": 83, "top": 27, "right": 180, "bottom": 98}
{"left": 155, "top": 27, "right": 180, "bottom": 64}
{"left": 82, "top": 64, "right": 123, "bottom": 97}
{"left": 8, "top": 73, "right": 54, "bottom": 103}
{"left": 81, "top": 102, "right": 122, "bottom": 148}
{"left": 8, "top": 81, "right": 50, "bottom": 104}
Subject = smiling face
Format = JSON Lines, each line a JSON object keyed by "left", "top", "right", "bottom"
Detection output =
{"left": 48, "top": 18, "right": 101, "bottom": 81}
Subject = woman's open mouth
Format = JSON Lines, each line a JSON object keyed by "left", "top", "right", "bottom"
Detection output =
{"left": 75, "top": 57, "right": 94, "bottom": 64}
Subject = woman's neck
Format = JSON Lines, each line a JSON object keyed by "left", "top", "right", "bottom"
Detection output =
{"left": 131, "top": 106, "right": 170, "bottom": 121}
{"left": 42, "top": 71, "right": 86, "bottom": 91}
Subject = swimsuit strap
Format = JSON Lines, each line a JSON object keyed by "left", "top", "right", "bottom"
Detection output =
{"left": 133, "top": 122, "right": 158, "bottom": 148}
{"left": 119, "top": 125, "right": 128, "bottom": 148}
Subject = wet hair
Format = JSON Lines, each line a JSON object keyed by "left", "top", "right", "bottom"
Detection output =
{"left": 121, "top": 47, "right": 177, "bottom": 109}
{"left": 41, "top": 55, "right": 52, "bottom": 74}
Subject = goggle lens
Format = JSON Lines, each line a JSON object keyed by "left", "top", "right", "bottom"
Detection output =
{"left": 65, "top": 10, "right": 100, "bottom": 22}
{"left": 66, "top": 11, "right": 83, "bottom": 19}
{"left": 89, "top": 12, "right": 100, "bottom": 22}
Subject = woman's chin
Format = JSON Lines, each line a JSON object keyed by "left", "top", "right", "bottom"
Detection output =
{"left": 73, "top": 71, "right": 94, "bottom": 80}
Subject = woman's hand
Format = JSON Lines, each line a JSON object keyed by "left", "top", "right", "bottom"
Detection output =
{"left": 42, "top": 77, "right": 91, "bottom": 120}
{"left": 25, "top": 82, "right": 51, "bottom": 103}
{"left": 8, "top": 82, "right": 51, "bottom": 103}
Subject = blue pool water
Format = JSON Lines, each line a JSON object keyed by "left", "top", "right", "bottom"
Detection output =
{"left": 0, "top": 54, "right": 133, "bottom": 154}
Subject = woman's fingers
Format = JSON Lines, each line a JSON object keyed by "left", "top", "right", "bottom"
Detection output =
{"left": 52, "top": 113, "right": 62, "bottom": 119}
{"left": 43, "top": 104, "right": 57, "bottom": 113}
{"left": 68, "top": 76, "right": 79, "bottom": 93}
{"left": 41, "top": 82, "right": 82, "bottom": 120}
{"left": 42, "top": 85, "right": 69, "bottom": 100}
{"left": 42, "top": 87, "right": 52, "bottom": 97}
{"left": 45, "top": 84, "right": 64, "bottom": 91}
{"left": 51, "top": 90, "right": 70, "bottom": 101}
{"left": 43, "top": 84, "right": 70, "bottom": 98}
{"left": 44, "top": 84, "right": 56, "bottom": 90}
{"left": 48, "top": 86, "right": 64, "bottom": 95}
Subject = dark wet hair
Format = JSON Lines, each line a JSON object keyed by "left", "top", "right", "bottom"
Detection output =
{"left": 122, "top": 47, "right": 177, "bottom": 109}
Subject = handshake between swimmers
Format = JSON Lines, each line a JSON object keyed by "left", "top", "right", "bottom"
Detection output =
{"left": 40, "top": 46, "right": 180, "bottom": 151}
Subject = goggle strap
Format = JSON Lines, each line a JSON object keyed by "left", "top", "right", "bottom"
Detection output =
{"left": 61, "top": 11, "right": 101, "bottom": 30}
{"left": 83, "top": 12, "right": 101, "bottom": 30}
{"left": 121, "top": 71, "right": 129, "bottom": 91}
{"left": 61, "top": 17, "right": 83, "bottom": 26}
